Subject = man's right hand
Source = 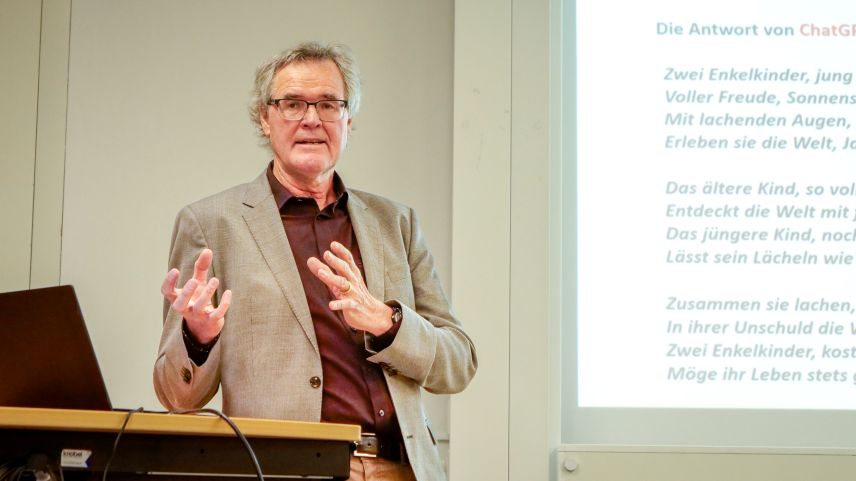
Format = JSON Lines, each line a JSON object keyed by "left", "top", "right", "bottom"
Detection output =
{"left": 161, "top": 248, "right": 232, "bottom": 344}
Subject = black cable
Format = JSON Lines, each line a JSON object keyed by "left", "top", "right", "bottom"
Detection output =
{"left": 101, "top": 407, "right": 144, "bottom": 481}
{"left": 2, "top": 463, "right": 25, "bottom": 481}
{"left": 0, "top": 461, "right": 13, "bottom": 481}
{"left": 0, "top": 461, "right": 24, "bottom": 481}
{"left": 92, "top": 407, "right": 263, "bottom": 481}
{"left": 0, "top": 459, "right": 43, "bottom": 481}
{"left": 171, "top": 408, "right": 264, "bottom": 481}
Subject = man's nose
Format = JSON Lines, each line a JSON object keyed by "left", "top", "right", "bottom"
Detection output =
{"left": 301, "top": 104, "right": 322, "bottom": 125}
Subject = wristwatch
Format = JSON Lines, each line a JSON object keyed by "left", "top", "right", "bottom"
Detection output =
{"left": 390, "top": 305, "right": 403, "bottom": 325}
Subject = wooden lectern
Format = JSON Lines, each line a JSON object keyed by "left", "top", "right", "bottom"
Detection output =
{"left": 0, "top": 406, "right": 361, "bottom": 480}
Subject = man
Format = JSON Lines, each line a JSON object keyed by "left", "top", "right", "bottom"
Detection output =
{"left": 153, "top": 42, "right": 477, "bottom": 481}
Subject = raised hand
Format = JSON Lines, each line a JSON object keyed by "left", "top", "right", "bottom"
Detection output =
{"left": 307, "top": 241, "right": 393, "bottom": 336}
{"left": 161, "top": 248, "right": 232, "bottom": 343}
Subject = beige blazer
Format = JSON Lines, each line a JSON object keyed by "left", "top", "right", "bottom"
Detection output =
{"left": 153, "top": 169, "right": 477, "bottom": 481}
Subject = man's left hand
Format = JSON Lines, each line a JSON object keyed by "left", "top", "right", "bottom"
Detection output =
{"left": 307, "top": 241, "right": 394, "bottom": 336}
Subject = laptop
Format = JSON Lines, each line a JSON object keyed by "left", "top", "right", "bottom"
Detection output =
{"left": 0, "top": 285, "right": 112, "bottom": 411}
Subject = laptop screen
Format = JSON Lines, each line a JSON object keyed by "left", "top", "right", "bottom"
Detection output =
{"left": 0, "top": 285, "right": 112, "bottom": 411}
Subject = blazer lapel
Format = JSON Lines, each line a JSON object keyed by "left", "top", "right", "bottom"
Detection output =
{"left": 241, "top": 171, "right": 319, "bottom": 354}
{"left": 347, "top": 191, "right": 384, "bottom": 301}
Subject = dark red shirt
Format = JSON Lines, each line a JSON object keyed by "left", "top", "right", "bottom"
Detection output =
{"left": 265, "top": 167, "right": 400, "bottom": 441}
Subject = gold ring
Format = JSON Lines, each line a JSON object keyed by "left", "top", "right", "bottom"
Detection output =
{"left": 342, "top": 281, "right": 352, "bottom": 294}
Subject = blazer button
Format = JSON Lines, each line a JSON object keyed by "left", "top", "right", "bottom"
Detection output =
{"left": 309, "top": 376, "right": 322, "bottom": 388}
{"left": 181, "top": 368, "right": 192, "bottom": 384}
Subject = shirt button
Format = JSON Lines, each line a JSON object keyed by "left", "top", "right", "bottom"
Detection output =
{"left": 309, "top": 376, "right": 322, "bottom": 388}
{"left": 378, "top": 409, "right": 385, "bottom": 417}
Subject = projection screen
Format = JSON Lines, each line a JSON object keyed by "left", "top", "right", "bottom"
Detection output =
{"left": 564, "top": 0, "right": 856, "bottom": 446}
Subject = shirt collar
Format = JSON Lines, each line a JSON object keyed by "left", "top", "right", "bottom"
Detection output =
{"left": 265, "top": 162, "right": 349, "bottom": 211}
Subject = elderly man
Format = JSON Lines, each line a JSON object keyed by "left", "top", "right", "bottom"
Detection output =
{"left": 153, "top": 42, "right": 477, "bottom": 481}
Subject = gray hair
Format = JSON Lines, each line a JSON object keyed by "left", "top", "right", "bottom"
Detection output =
{"left": 249, "top": 42, "right": 361, "bottom": 141}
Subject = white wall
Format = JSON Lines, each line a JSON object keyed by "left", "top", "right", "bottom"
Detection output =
{"left": 0, "top": 0, "right": 40, "bottom": 293}
{"left": 449, "top": 0, "right": 512, "bottom": 477}
{"left": 556, "top": 446, "right": 856, "bottom": 481}
{"left": 451, "top": 0, "right": 561, "bottom": 478}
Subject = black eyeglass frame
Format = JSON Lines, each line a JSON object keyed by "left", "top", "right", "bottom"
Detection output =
{"left": 266, "top": 98, "right": 349, "bottom": 122}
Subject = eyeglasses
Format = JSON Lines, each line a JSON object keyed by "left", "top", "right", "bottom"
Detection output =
{"left": 267, "top": 98, "right": 348, "bottom": 122}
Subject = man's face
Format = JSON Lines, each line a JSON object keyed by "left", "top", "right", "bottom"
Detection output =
{"left": 261, "top": 59, "right": 351, "bottom": 184}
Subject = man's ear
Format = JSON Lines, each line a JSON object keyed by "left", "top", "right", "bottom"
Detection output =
{"left": 260, "top": 107, "right": 272, "bottom": 136}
